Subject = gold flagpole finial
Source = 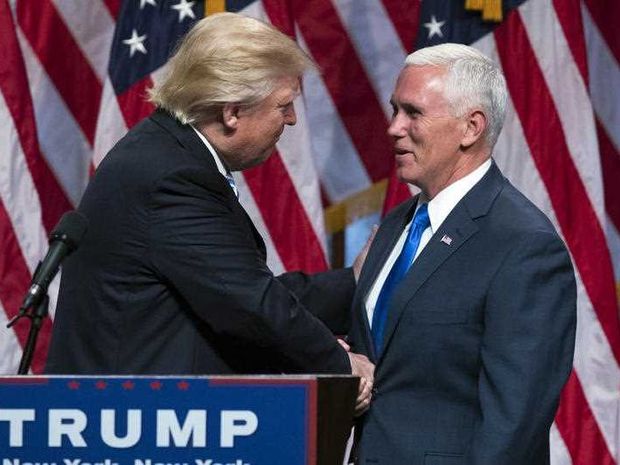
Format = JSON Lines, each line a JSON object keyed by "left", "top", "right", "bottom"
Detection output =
{"left": 465, "top": 0, "right": 503, "bottom": 23}
{"left": 206, "top": 0, "right": 226, "bottom": 16}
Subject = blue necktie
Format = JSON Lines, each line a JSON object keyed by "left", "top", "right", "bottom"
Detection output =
{"left": 371, "top": 203, "right": 430, "bottom": 356}
{"left": 226, "top": 172, "right": 239, "bottom": 198}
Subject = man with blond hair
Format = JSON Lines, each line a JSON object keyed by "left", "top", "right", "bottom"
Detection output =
{"left": 348, "top": 43, "right": 576, "bottom": 464}
{"left": 46, "top": 13, "right": 373, "bottom": 411}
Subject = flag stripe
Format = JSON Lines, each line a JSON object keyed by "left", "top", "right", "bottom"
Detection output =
{"left": 16, "top": 0, "right": 102, "bottom": 146}
{"left": 51, "top": 0, "right": 116, "bottom": 83}
{"left": 519, "top": 0, "right": 605, "bottom": 227}
{"left": 555, "top": 372, "right": 616, "bottom": 465}
{"left": 380, "top": 0, "right": 420, "bottom": 53}
{"left": 234, "top": 174, "right": 286, "bottom": 275}
{"left": 550, "top": 422, "right": 573, "bottom": 465}
{"left": 116, "top": 76, "right": 155, "bottom": 129}
{"left": 582, "top": 0, "right": 620, "bottom": 64}
{"left": 598, "top": 120, "right": 620, "bottom": 233}
{"left": 552, "top": 0, "right": 589, "bottom": 86}
{"left": 292, "top": 0, "right": 393, "bottom": 184}
{"left": 244, "top": 0, "right": 329, "bottom": 268}
{"left": 487, "top": 39, "right": 619, "bottom": 459}
{"left": 0, "top": 200, "right": 32, "bottom": 344}
{"left": 296, "top": 34, "right": 372, "bottom": 203}
{"left": 243, "top": 151, "right": 329, "bottom": 273}
{"left": 273, "top": 98, "right": 329, "bottom": 256}
{"left": 0, "top": 200, "right": 52, "bottom": 374}
{"left": 494, "top": 9, "right": 620, "bottom": 363}
{"left": 0, "top": 3, "right": 72, "bottom": 233}
{"left": 332, "top": 0, "right": 406, "bottom": 118}
{"left": 102, "top": 0, "right": 121, "bottom": 20}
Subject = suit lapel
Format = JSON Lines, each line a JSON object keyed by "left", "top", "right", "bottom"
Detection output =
{"left": 149, "top": 110, "right": 267, "bottom": 258}
{"left": 378, "top": 162, "right": 505, "bottom": 361}
{"left": 355, "top": 199, "right": 416, "bottom": 359}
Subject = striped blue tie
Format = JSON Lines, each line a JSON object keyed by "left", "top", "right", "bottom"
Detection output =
{"left": 371, "top": 203, "right": 430, "bottom": 356}
{"left": 225, "top": 172, "right": 239, "bottom": 199}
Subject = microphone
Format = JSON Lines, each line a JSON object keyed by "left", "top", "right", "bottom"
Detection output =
{"left": 20, "top": 211, "right": 88, "bottom": 312}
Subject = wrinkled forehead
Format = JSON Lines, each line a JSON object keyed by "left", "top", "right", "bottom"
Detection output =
{"left": 392, "top": 65, "right": 450, "bottom": 104}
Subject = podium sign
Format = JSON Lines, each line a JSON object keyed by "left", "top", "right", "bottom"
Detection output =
{"left": 0, "top": 375, "right": 356, "bottom": 465}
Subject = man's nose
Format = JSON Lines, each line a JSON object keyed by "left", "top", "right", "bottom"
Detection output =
{"left": 387, "top": 115, "right": 404, "bottom": 137}
{"left": 285, "top": 104, "right": 297, "bottom": 126}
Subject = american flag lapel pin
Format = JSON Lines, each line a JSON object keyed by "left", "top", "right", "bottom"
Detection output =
{"left": 440, "top": 234, "right": 453, "bottom": 246}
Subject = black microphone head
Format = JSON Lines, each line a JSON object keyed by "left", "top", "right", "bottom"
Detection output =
{"left": 49, "top": 211, "right": 88, "bottom": 251}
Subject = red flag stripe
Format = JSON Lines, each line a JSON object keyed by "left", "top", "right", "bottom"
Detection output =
{"left": 582, "top": 0, "right": 620, "bottom": 64}
{"left": 555, "top": 372, "right": 616, "bottom": 465}
{"left": 380, "top": 0, "right": 421, "bottom": 53}
{"left": 597, "top": 118, "right": 620, "bottom": 233}
{"left": 494, "top": 11, "right": 620, "bottom": 362}
{"left": 16, "top": 0, "right": 102, "bottom": 146}
{"left": 115, "top": 76, "right": 156, "bottom": 130}
{"left": 243, "top": 151, "right": 329, "bottom": 273}
{"left": 102, "top": 0, "right": 122, "bottom": 20}
{"left": 261, "top": 0, "right": 295, "bottom": 38}
{"left": 553, "top": 0, "right": 589, "bottom": 86}
{"left": 0, "top": 1, "right": 72, "bottom": 233}
{"left": 0, "top": 200, "right": 51, "bottom": 373}
{"left": 291, "top": 0, "right": 394, "bottom": 183}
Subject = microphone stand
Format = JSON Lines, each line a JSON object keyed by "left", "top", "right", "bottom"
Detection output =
{"left": 7, "top": 295, "right": 50, "bottom": 375}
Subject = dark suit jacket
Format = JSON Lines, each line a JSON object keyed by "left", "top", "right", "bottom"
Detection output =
{"left": 46, "top": 110, "right": 354, "bottom": 375}
{"left": 349, "top": 163, "right": 576, "bottom": 465}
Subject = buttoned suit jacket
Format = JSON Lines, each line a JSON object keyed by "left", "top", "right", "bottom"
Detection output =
{"left": 46, "top": 110, "right": 354, "bottom": 375}
{"left": 349, "top": 162, "right": 576, "bottom": 465}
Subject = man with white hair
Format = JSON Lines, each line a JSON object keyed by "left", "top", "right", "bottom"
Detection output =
{"left": 46, "top": 13, "right": 374, "bottom": 411}
{"left": 348, "top": 43, "right": 576, "bottom": 464}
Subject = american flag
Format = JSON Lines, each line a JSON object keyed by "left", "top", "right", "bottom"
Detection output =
{"left": 0, "top": 0, "right": 618, "bottom": 463}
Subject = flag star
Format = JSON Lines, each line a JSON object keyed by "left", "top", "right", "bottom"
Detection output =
{"left": 424, "top": 15, "right": 446, "bottom": 39}
{"left": 171, "top": 0, "right": 196, "bottom": 22}
{"left": 140, "top": 0, "right": 157, "bottom": 9}
{"left": 123, "top": 29, "right": 148, "bottom": 57}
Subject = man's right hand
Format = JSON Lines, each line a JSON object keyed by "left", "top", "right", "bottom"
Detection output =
{"left": 348, "top": 351, "right": 375, "bottom": 416}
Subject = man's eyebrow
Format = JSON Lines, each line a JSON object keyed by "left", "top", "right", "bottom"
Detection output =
{"left": 389, "top": 99, "right": 421, "bottom": 114}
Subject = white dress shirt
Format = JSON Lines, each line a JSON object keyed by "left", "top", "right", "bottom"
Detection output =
{"left": 191, "top": 125, "right": 229, "bottom": 178}
{"left": 365, "top": 159, "right": 492, "bottom": 326}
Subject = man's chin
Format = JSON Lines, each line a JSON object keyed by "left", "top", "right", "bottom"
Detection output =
{"left": 238, "top": 148, "right": 276, "bottom": 171}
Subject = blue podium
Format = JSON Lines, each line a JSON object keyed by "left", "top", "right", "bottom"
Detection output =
{"left": 0, "top": 375, "right": 357, "bottom": 465}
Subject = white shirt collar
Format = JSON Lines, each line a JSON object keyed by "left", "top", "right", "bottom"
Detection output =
{"left": 419, "top": 158, "right": 492, "bottom": 233}
{"left": 190, "top": 125, "right": 228, "bottom": 177}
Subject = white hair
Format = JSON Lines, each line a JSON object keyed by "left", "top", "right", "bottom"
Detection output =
{"left": 405, "top": 43, "right": 507, "bottom": 147}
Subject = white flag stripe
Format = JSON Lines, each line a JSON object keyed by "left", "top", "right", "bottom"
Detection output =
{"left": 480, "top": 31, "right": 620, "bottom": 461}
{"left": 573, "top": 265, "right": 620, "bottom": 459}
{"left": 519, "top": 2, "right": 605, "bottom": 227}
{"left": 93, "top": 78, "right": 129, "bottom": 167}
{"left": 582, "top": 5, "right": 620, "bottom": 151}
{"left": 581, "top": 3, "right": 620, "bottom": 283}
{"left": 0, "top": 302, "right": 23, "bottom": 375}
{"left": 333, "top": 0, "right": 406, "bottom": 118}
{"left": 550, "top": 422, "right": 573, "bottom": 465}
{"left": 51, "top": 0, "right": 115, "bottom": 83}
{"left": 297, "top": 40, "right": 372, "bottom": 202}
{"left": 16, "top": 28, "right": 90, "bottom": 205}
{"left": 606, "top": 221, "right": 620, "bottom": 281}
{"left": 0, "top": 92, "right": 49, "bottom": 275}
{"left": 234, "top": 174, "right": 286, "bottom": 276}
{"left": 276, "top": 97, "right": 328, "bottom": 254}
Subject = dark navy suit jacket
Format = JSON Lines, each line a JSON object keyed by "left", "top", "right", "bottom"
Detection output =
{"left": 349, "top": 162, "right": 576, "bottom": 465}
{"left": 46, "top": 110, "right": 354, "bottom": 375}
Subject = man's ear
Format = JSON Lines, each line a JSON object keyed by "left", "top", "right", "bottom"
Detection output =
{"left": 461, "top": 109, "right": 487, "bottom": 148}
{"left": 222, "top": 103, "right": 241, "bottom": 130}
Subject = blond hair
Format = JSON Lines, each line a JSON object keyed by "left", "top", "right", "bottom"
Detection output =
{"left": 149, "top": 13, "right": 314, "bottom": 124}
